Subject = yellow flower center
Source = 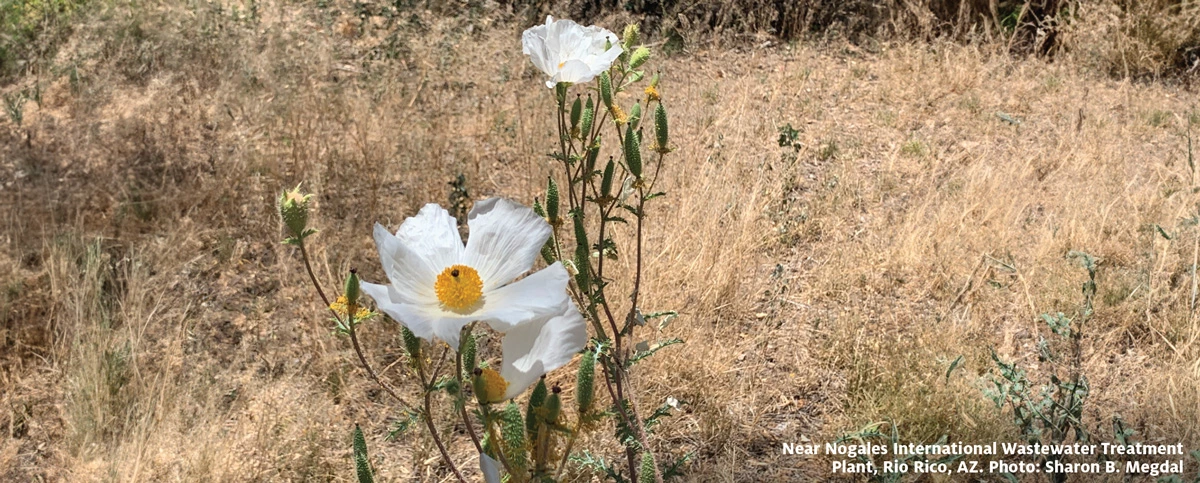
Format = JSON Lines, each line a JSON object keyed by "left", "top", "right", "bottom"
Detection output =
{"left": 434, "top": 264, "right": 483, "bottom": 313}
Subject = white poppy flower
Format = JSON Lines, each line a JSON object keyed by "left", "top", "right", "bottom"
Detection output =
{"left": 522, "top": 16, "right": 622, "bottom": 88}
{"left": 362, "top": 198, "right": 571, "bottom": 349}
{"left": 499, "top": 302, "right": 588, "bottom": 400}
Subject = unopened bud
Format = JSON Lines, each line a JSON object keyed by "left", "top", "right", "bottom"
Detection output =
{"left": 654, "top": 103, "right": 670, "bottom": 154}
{"left": 624, "top": 124, "right": 642, "bottom": 178}
{"left": 622, "top": 23, "right": 640, "bottom": 51}
{"left": 580, "top": 95, "right": 595, "bottom": 138}
{"left": 630, "top": 46, "right": 650, "bottom": 69}
{"left": 278, "top": 184, "right": 313, "bottom": 240}
{"left": 600, "top": 71, "right": 614, "bottom": 109}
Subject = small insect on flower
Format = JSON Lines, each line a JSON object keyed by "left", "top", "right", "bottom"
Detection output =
{"left": 361, "top": 198, "right": 578, "bottom": 350}
{"left": 522, "top": 16, "right": 623, "bottom": 88}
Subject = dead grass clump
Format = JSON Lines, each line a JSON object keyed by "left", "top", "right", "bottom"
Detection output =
{"left": 1063, "top": 0, "right": 1200, "bottom": 80}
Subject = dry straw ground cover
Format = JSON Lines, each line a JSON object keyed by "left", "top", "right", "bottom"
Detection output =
{"left": 2, "top": 1, "right": 1199, "bottom": 481}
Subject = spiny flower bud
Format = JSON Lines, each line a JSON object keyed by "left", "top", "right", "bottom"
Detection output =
{"left": 499, "top": 402, "right": 529, "bottom": 473}
{"left": 525, "top": 377, "right": 548, "bottom": 436}
{"left": 576, "top": 349, "right": 596, "bottom": 414}
{"left": 600, "top": 71, "right": 614, "bottom": 110}
{"left": 460, "top": 331, "right": 477, "bottom": 378}
{"left": 622, "top": 23, "right": 640, "bottom": 51}
{"left": 543, "top": 386, "right": 562, "bottom": 424}
{"left": 580, "top": 95, "right": 595, "bottom": 138}
{"left": 584, "top": 141, "right": 600, "bottom": 179}
{"left": 278, "top": 184, "right": 313, "bottom": 241}
{"left": 628, "top": 102, "right": 642, "bottom": 131}
{"left": 624, "top": 123, "right": 642, "bottom": 178}
{"left": 600, "top": 157, "right": 616, "bottom": 201}
{"left": 546, "top": 177, "right": 561, "bottom": 226}
{"left": 638, "top": 452, "right": 656, "bottom": 483}
{"left": 473, "top": 367, "right": 509, "bottom": 405}
{"left": 401, "top": 326, "right": 421, "bottom": 363}
{"left": 570, "top": 95, "right": 582, "bottom": 131}
{"left": 572, "top": 211, "right": 590, "bottom": 291}
{"left": 630, "top": 46, "right": 650, "bottom": 69}
{"left": 654, "top": 102, "right": 671, "bottom": 154}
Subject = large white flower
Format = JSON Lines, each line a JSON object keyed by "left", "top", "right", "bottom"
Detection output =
{"left": 498, "top": 302, "right": 588, "bottom": 400}
{"left": 362, "top": 198, "right": 571, "bottom": 349}
{"left": 522, "top": 16, "right": 622, "bottom": 88}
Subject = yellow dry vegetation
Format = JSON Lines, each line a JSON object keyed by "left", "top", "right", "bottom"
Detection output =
{"left": 1, "top": 1, "right": 1198, "bottom": 481}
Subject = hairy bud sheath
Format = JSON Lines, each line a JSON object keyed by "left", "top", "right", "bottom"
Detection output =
{"left": 576, "top": 349, "right": 596, "bottom": 414}
{"left": 655, "top": 103, "right": 670, "bottom": 154}
{"left": 625, "top": 123, "right": 642, "bottom": 178}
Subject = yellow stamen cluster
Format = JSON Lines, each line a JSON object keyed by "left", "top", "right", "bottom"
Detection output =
{"left": 610, "top": 104, "right": 628, "bottom": 125}
{"left": 435, "top": 264, "right": 484, "bottom": 313}
{"left": 475, "top": 368, "right": 509, "bottom": 404}
{"left": 644, "top": 84, "right": 660, "bottom": 103}
{"left": 330, "top": 295, "right": 372, "bottom": 320}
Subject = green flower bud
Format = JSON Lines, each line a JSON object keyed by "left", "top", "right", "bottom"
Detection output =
{"left": 499, "top": 402, "right": 528, "bottom": 473}
{"left": 344, "top": 269, "right": 361, "bottom": 308}
{"left": 622, "top": 23, "right": 640, "bottom": 51}
{"left": 638, "top": 452, "right": 656, "bottom": 483}
{"left": 600, "top": 71, "right": 614, "bottom": 110}
{"left": 543, "top": 386, "right": 562, "bottom": 424}
{"left": 570, "top": 95, "right": 582, "bottom": 130}
{"left": 460, "top": 331, "right": 477, "bottom": 378}
{"left": 655, "top": 103, "right": 670, "bottom": 154}
{"left": 630, "top": 46, "right": 650, "bottom": 69}
{"left": 628, "top": 102, "right": 642, "bottom": 131}
{"left": 581, "top": 95, "right": 595, "bottom": 137}
{"left": 401, "top": 326, "right": 421, "bottom": 362}
{"left": 353, "top": 424, "right": 375, "bottom": 483}
{"left": 546, "top": 177, "right": 560, "bottom": 224}
{"left": 532, "top": 197, "right": 546, "bottom": 218}
{"left": 584, "top": 141, "right": 600, "bottom": 180}
{"left": 278, "top": 184, "right": 313, "bottom": 240}
{"left": 576, "top": 349, "right": 596, "bottom": 414}
{"left": 525, "top": 377, "right": 548, "bottom": 437}
{"left": 624, "top": 124, "right": 642, "bottom": 178}
{"left": 572, "top": 211, "right": 590, "bottom": 291}
{"left": 600, "top": 157, "right": 615, "bottom": 200}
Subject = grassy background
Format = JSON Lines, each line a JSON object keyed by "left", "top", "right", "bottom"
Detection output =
{"left": 2, "top": 0, "right": 1200, "bottom": 481}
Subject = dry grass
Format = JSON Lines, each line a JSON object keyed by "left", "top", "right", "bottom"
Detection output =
{"left": 2, "top": 1, "right": 1200, "bottom": 482}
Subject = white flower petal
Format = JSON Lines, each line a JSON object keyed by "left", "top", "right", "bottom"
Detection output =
{"left": 500, "top": 304, "right": 588, "bottom": 400}
{"left": 464, "top": 198, "right": 552, "bottom": 291}
{"left": 475, "top": 262, "right": 571, "bottom": 333}
{"left": 521, "top": 16, "right": 621, "bottom": 88}
{"left": 481, "top": 453, "right": 501, "bottom": 483}
{"left": 361, "top": 281, "right": 435, "bottom": 341}
{"left": 372, "top": 223, "right": 437, "bottom": 304}
{"left": 394, "top": 203, "right": 464, "bottom": 270}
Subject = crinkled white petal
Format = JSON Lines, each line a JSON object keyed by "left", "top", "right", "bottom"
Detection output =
{"left": 500, "top": 303, "right": 588, "bottom": 400}
{"left": 481, "top": 453, "right": 501, "bottom": 483}
{"left": 465, "top": 197, "right": 552, "bottom": 291}
{"left": 361, "top": 281, "right": 434, "bottom": 341}
{"left": 394, "top": 203, "right": 464, "bottom": 271}
{"left": 521, "top": 16, "right": 621, "bottom": 88}
{"left": 372, "top": 223, "right": 438, "bottom": 305}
